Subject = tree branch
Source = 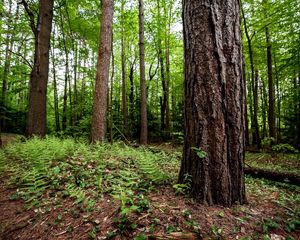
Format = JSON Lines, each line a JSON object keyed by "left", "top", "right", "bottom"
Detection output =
{"left": 19, "top": 0, "right": 37, "bottom": 37}
{"left": 8, "top": 49, "right": 33, "bottom": 69}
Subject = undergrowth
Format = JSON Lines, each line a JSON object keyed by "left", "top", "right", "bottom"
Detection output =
{"left": 0, "top": 137, "right": 177, "bottom": 211}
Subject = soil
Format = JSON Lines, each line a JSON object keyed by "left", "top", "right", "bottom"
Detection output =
{"left": 0, "top": 174, "right": 299, "bottom": 240}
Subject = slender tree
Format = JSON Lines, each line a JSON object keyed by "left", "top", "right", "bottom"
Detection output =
{"left": 179, "top": 0, "right": 246, "bottom": 206}
{"left": 90, "top": 0, "right": 114, "bottom": 143}
{"left": 266, "top": 26, "right": 276, "bottom": 139}
{"left": 21, "top": 0, "right": 54, "bottom": 137}
{"left": 139, "top": 0, "right": 147, "bottom": 144}
{"left": 121, "top": 0, "right": 128, "bottom": 137}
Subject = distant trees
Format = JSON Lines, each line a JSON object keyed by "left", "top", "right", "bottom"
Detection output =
{"left": 0, "top": 0, "right": 298, "bottom": 150}
{"left": 179, "top": 0, "right": 246, "bottom": 206}
{"left": 90, "top": 0, "right": 114, "bottom": 143}
{"left": 21, "top": 0, "right": 54, "bottom": 137}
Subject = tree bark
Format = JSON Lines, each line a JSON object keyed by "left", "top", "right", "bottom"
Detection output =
{"left": 139, "top": 0, "right": 147, "bottom": 144}
{"left": 179, "top": 0, "right": 246, "bottom": 207}
{"left": 23, "top": 0, "right": 54, "bottom": 137}
{"left": 90, "top": 0, "right": 114, "bottom": 143}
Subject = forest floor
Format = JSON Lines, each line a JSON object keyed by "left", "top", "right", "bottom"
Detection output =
{"left": 0, "top": 136, "right": 299, "bottom": 240}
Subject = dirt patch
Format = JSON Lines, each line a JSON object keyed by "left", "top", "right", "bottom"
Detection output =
{"left": 0, "top": 177, "right": 299, "bottom": 240}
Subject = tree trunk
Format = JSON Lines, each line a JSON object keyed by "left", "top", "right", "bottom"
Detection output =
{"left": 139, "top": 0, "right": 147, "bottom": 144}
{"left": 266, "top": 27, "right": 276, "bottom": 139}
{"left": 24, "top": 0, "right": 54, "bottom": 137}
{"left": 1, "top": 0, "right": 13, "bottom": 132}
{"left": 90, "top": 0, "right": 114, "bottom": 143}
{"left": 51, "top": 29, "right": 60, "bottom": 132}
{"left": 241, "top": 5, "right": 260, "bottom": 147}
{"left": 253, "top": 70, "right": 260, "bottom": 147}
{"left": 121, "top": 0, "right": 128, "bottom": 138}
{"left": 261, "top": 79, "right": 268, "bottom": 139}
{"left": 129, "top": 60, "right": 135, "bottom": 136}
{"left": 179, "top": 0, "right": 246, "bottom": 207}
{"left": 243, "top": 56, "right": 250, "bottom": 147}
{"left": 109, "top": 36, "right": 115, "bottom": 144}
{"left": 164, "top": 1, "right": 171, "bottom": 135}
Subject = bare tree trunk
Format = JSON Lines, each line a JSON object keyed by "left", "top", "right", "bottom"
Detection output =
{"left": 91, "top": 0, "right": 114, "bottom": 143}
{"left": 266, "top": 27, "right": 276, "bottom": 139}
{"left": 179, "top": 0, "right": 246, "bottom": 207}
{"left": 1, "top": 0, "right": 13, "bottom": 132}
{"left": 22, "top": 0, "right": 54, "bottom": 137}
{"left": 241, "top": 5, "right": 260, "bottom": 147}
{"left": 139, "top": 0, "right": 147, "bottom": 144}
{"left": 253, "top": 70, "right": 260, "bottom": 147}
{"left": 51, "top": 28, "right": 60, "bottom": 132}
{"left": 109, "top": 36, "right": 114, "bottom": 144}
{"left": 242, "top": 56, "right": 250, "bottom": 147}
{"left": 121, "top": 0, "right": 128, "bottom": 138}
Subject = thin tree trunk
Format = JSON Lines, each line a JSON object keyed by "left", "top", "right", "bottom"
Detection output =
{"left": 121, "top": 0, "right": 128, "bottom": 138}
{"left": 90, "top": 0, "right": 114, "bottom": 143}
{"left": 22, "top": 0, "right": 54, "bottom": 137}
{"left": 1, "top": 0, "right": 17, "bottom": 131}
{"left": 261, "top": 79, "right": 268, "bottom": 139}
{"left": 179, "top": 0, "right": 246, "bottom": 207}
{"left": 274, "top": 51, "right": 280, "bottom": 142}
{"left": 157, "top": 1, "right": 167, "bottom": 134}
{"left": 266, "top": 27, "right": 276, "bottom": 139}
{"left": 253, "top": 70, "right": 260, "bottom": 147}
{"left": 109, "top": 36, "right": 114, "bottom": 144}
{"left": 243, "top": 56, "right": 250, "bottom": 147}
{"left": 51, "top": 28, "right": 60, "bottom": 132}
{"left": 139, "top": 0, "right": 147, "bottom": 144}
{"left": 242, "top": 5, "right": 260, "bottom": 147}
{"left": 164, "top": 0, "right": 171, "bottom": 135}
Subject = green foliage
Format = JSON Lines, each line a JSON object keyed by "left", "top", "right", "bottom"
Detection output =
{"left": 272, "top": 144, "right": 299, "bottom": 154}
{"left": 192, "top": 147, "right": 207, "bottom": 159}
{"left": 173, "top": 173, "right": 191, "bottom": 194}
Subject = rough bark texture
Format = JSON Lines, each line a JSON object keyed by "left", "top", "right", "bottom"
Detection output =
{"left": 139, "top": 0, "right": 147, "bottom": 144}
{"left": 179, "top": 0, "right": 246, "bottom": 207}
{"left": 24, "top": 0, "right": 54, "bottom": 137}
{"left": 266, "top": 27, "right": 276, "bottom": 139}
{"left": 90, "top": 0, "right": 114, "bottom": 143}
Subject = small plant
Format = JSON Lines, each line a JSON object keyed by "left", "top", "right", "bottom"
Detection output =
{"left": 173, "top": 174, "right": 192, "bottom": 195}
{"left": 261, "top": 218, "right": 280, "bottom": 233}
{"left": 192, "top": 147, "right": 207, "bottom": 159}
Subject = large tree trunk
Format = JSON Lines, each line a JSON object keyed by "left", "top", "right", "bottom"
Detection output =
{"left": 90, "top": 0, "right": 114, "bottom": 143}
{"left": 23, "top": 0, "right": 54, "bottom": 137}
{"left": 179, "top": 0, "right": 246, "bottom": 207}
{"left": 139, "top": 0, "right": 147, "bottom": 144}
{"left": 266, "top": 27, "right": 276, "bottom": 139}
